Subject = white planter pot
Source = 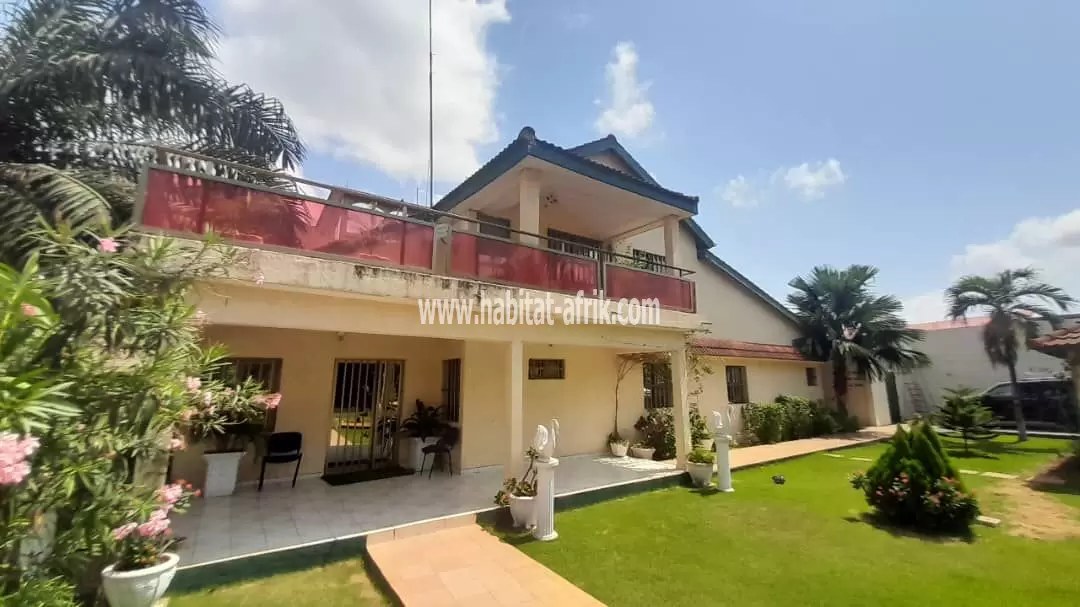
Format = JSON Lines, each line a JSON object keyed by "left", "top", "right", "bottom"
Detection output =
{"left": 508, "top": 495, "right": 536, "bottom": 528}
{"left": 697, "top": 438, "right": 715, "bottom": 451}
{"left": 101, "top": 552, "right": 179, "bottom": 607}
{"left": 630, "top": 446, "right": 655, "bottom": 460}
{"left": 687, "top": 461, "right": 715, "bottom": 488}
{"left": 202, "top": 451, "right": 245, "bottom": 497}
{"left": 609, "top": 442, "right": 629, "bottom": 458}
{"left": 408, "top": 436, "right": 441, "bottom": 471}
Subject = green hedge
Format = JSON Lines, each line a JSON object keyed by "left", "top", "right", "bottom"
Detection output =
{"left": 741, "top": 395, "right": 860, "bottom": 445}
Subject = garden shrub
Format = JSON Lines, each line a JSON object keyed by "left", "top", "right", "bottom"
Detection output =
{"left": 850, "top": 421, "right": 979, "bottom": 533}
{"left": 776, "top": 395, "right": 815, "bottom": 440}
{"left": 742, "top": 396, "right": 850, "bottom": 444}
{"left": 634, "top": 406, "right": 710, "bottom": 459}
{"left": 742, "top": 401, "right": 786, "bottom": 444}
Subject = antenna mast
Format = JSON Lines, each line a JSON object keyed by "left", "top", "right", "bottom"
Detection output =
{"left": 427, "top": 0, "right": 434, "bottom": 207}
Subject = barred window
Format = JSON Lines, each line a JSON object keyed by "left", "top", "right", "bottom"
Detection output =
{"left": 223, "top": 358, "right": 282, "bottom": 430}
{"left": 806, "top": 367, "right": 818, "bottom": 387}
{"left": 632, "top": 249, "right": 668, "bottom": 274}
{"left": 548, "top": 229, "right": 603, "bottom": 259}
{"left": 442, "top": 358, "right": 462, "bottom": 422}
{"left": 528, "top": 359, "right": 565, "bottom": 380}
{"left": 643, "top": 361, "right": 673, "bottom": 409}
{"left": 725, "top": 365, "right": 749, "bottom": 404}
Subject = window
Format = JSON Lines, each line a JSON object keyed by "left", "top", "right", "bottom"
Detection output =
{"left": 632, "top": 248, "right": 668, "bottom": 274}
{"left": 476, "top": 212, "right": 511, "bottom": 239}
{"left": 223, "top": 358, "right": 282, "bottom": 430}
{"left": 442, "top": 358, "right": 462, "bottom": 423}
{"left": 528, "top": 359, "right": 565, "bottom": 380}
{"left": 805, "top": 367, "right": 818, "bottom": 387}
{"left": 548, "top": 229, "right": 603, "bottom": 259}
{"left": 985, "top": 383, "right": 1015, "bottom": 398}
{"left": 725, "top": 365, "right": 749, "bottom": 404}
{"left": 643, "top": 361, "right": 673, "bottom": 409}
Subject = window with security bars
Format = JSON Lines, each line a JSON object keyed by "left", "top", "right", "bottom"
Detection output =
{"left": 442, "top": 358, "right": 462, "bottom": 422}
{"left": 547, "top": 229, "right": 603, "bottom": 259}
{"left": 223, "top": 358, "right": 282, "bottom": 430}
{"left": 725, "top": 365, "right": 749, "bottom": 404}
{"left": 528, "top": 359, "right": 565, "bottom": 380}
{"left": 476, "top": 212, "right": 511, "bottom": 239}
{"left": 806, "top": 367, "right": 818, "bottom": 387}
{"left": 643, "top": 361, "right": 672, "bottom": 409}
{"left": 632, "top": 249, "right": 669, "bottom": 274}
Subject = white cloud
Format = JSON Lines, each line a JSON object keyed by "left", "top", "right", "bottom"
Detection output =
{"left": 717, "top": 159, "right": 846, "bottom": 207}
{"left": 717, "top": 175, "right": 760, "bottom": 208}
{"left": 594, "top": 42, "right": 654, "bottom": 138}
{"left": 776, "top": 158, "right": 846, "bottom": 200}
{"left": 216, "top": 0, "right": 509, "bottom": 184}
{"left": 901, "top": 208, "right": 1080, "bottom": 323}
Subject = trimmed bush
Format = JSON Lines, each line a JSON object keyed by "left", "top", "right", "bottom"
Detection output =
{"left": 851, "top": 421, "right": 979, "bottom": 533}
{"left": 742, "top": 396, "right": 853, "bottom": 445}
{"left": 634, "top": 406, "right": 711, "bottom": 459}
{"left": 742, "top": 401, "right": 786, "bottom": 444}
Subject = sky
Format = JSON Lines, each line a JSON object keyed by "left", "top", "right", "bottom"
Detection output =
{"left": 207, "top": 0, "right": 1080, "bottom": 324}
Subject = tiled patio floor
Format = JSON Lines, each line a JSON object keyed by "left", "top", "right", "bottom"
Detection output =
{"left": 173, "top": 454, "right": 678, "bottom": 567}
{"left": 369, "top": 524, "right": 605, "bottom": 606}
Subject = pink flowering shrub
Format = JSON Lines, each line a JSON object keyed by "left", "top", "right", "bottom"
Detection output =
{"left": 850, "top": 421, "right": 979, "bottom": 533}
{"left": 110, "top": 482, "right": 198, "bottom": 571}
{"left": 0, "top": 432, "right": 39, "bottom": 486}
{"left": 183, "top": 372, "right": 282, "bottom": 452}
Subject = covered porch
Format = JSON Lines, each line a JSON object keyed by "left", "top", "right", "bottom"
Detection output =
{"left": 172, "top": 454, "right": 679, "bottom": 567}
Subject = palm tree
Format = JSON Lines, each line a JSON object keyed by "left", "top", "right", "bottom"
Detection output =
{"left": 945, "top": 268, "right": 1074, "bottom": 441}
{"left": 788, "top": 265, "right": 930, "bottom": 416}
{"left": 0, "top": 0, "right": 305, "bottom": 260}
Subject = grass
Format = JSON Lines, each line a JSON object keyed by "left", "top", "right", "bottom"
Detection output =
{"left": 168, "top": 559, "right": 389, "bottom": 607}
{"left": 501, "top": 436, "right": 1080, "bottom": 607}
{"left": 840, "top": 434, "right": 1072, "bottom": 475}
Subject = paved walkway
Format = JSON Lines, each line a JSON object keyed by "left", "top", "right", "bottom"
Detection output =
{"left": 368, "top": 522, "right": 603, "bottom": 606}
{"left": 728, "top": 424, "right": 897, "bottom": 470}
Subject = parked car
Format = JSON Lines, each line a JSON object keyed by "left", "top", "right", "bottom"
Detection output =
{"left": 979, "top": 378, "right": 1079, "bottom": 432}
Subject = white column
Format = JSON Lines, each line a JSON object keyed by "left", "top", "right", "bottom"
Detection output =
{"left": 713, "top": 411, "right": 734, "bottom": 492}
{"left": 533, "top": 456, "right": 559, "bottom": 541}
{"left": 662, "top": 216, "right": 680, "bottom": 270}
{"left": 670, "top": 347, "right": 691, "bottom": 467}
{"left": 506, "top": 339, "right": 524, "bottom": 478}
{"left": 518, "top": 169, "right": 541, "bottom": 246}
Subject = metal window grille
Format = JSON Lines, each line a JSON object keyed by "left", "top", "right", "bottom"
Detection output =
{"left": 528, "top": 359, "right": 565, "bottom": 380}
{"left": 726, "top": 365, "right": 749, "bottom": 404}
{"left": 643, "top": 361, "right": 673, "bottom": 409}
{"left": 442, "top": 358, "right": 462, "bottom": 422}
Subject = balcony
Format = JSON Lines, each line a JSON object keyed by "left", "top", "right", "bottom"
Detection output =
{"left": 136, "top": 157, "right": 696, "bottom": 313}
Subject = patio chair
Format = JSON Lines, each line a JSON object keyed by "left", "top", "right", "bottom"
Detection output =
{"left": 258, "top": 431, "right": 303, "bottom": 491}
{"left": 420, "top": 426, "right": 460, "bottom": 478}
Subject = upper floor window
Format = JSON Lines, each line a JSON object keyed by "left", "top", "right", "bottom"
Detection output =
{"left": 476, "top": 212, "right": 511, "bottom": 239}
{"left": 632, "top": 249, "right": 668, "bottom": 274}
{"left": 548, "top": 229, "right": 603, "bottom": 259}
{"left": 725, "top": 365, "right": 749, "bottom": 404}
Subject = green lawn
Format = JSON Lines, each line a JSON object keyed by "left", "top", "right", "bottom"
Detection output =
{"left": 504, "top": 436, "right": 1080, "bottom": 607}
{"left": 840, "top": 434, "right": 1073, "bottom": 475}
{"left": 169, "top": 559, "right": 389, "bottom": 607}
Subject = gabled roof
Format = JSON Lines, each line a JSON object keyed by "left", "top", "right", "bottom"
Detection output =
{"left": 568, "top": 134, "right": 659, "bottom": 186}
{"left": 1030, "top": 326, "right": 1080, "bottom": 357}
{"left": 435, "top": 127, "right": 698, "bottom": 214}
{"left": 691, "top": 338, "right": 810, "bottom": 361}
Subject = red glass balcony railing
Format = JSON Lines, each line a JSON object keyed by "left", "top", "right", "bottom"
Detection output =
{"left": 449, "top": 232, "right": 600, "bottom": 295}
{"left": 141, "top": 168, "right": 434, "bottom": 270}
{"left": 604, "top": 263, "right": 696, "bottom": 312}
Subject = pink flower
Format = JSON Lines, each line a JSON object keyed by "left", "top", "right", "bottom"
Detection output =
{"left": 20, "top": 303, "right": 39, "bottom": 317}
{"left": 0, "top": 432, "right": 39, "bottom": 486}
{"left": 254, "top": 271, "right": 265, "bottom": 286}
{"left": 264, "top": 393, "right": 282, "bottom": 409}
{"left": 149, "top": 507, "right": 170, "bottom": 521}
{"left": 169, "top": 436, "right": 186, "bottom": 451}
{"left": 98, "top": 238, "right": 118, "bottom": 253}
{"left": 137, "top": 517, "right": 170, "bottom": 538}
{"left": 112, "top": 523, "right": 137, "bottom": 541}
{"left": 185, "top": 377, "right": 201, "bottom": 393}
{"left": 156, "top": 485, "right": 184, "bottom": 507}
{"left": 202, "top": 391, "right": 214, "bottom": 406}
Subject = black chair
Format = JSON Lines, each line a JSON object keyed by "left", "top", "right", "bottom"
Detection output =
{"left": 259, "top": 432, "right": 303, "bottom": 491}
{"left": 421, "top": 426, "right": 460, "bottom": 478}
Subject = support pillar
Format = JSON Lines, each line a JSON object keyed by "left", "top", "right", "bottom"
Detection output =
{"left": 506, "top": 339, "right": 524, "bottom": 479}
{"left": 713, "top": 409, "right": 734, "bottom": 492}
{"left": 671, "top": 347, "right": 691, "bottom": 467}
{"left": 518, "top": 169, "right": 541, "bottom": 246}
{"left": 662, "top": 216, "right": 680, "bottom": 272}
{"left": 533, "top": 457, "right": 559, "bottom": 541}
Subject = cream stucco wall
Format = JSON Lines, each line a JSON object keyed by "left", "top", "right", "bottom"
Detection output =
{"left": 172, "top": 326, "right": 460, "bottom": 488}
{"left": 693, "top": 357, "right": 827, "bottom": 435}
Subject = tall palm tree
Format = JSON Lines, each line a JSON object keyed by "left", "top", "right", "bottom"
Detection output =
{"left": 0, "top": 0, "right": 305, "bottom": 259}
{"left": 788, "top": 265, "right": 930, "bottom": 416}
{"left": 945, "top": 268, "right": 1074, "bottom": 441}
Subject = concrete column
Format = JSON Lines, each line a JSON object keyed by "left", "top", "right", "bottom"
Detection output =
{"left": 662, "top": 216, "right": 680, "bottom": 271}
{"left": 670, "top": 347, "right": 691, "bottom": 467}
{"left": 518, "top": 169, "right": 541, "bottom": 247}
{"left": 533, "top": 457, "right": 559, "bottom": 541}
{"left": 506, "top": 339, "right": 524, "bottom": 478}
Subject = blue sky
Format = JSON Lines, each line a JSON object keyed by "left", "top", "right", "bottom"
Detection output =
{"left": 212, "top": 1, "right": 1080, "bottom": 323}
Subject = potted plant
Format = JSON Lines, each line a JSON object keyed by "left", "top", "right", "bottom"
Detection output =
{"left": 630, "top": 441, "right": 655, "bottom": 460}
{"left": 608, "top": 431, "right": 629, "bottom": 457}
{"left": 691, "top": 407, "right": 713, "bottom": 451}
{"left": 400, "top": 400, "right": 446, "bottom": 471}
{"left": 185, "top": 376, "right": 279, "bottom": 497}
{"left": 686, "top": 447, "right": 716, "bottom": 488}
{"left": 494, "top": 447, "right": 539, "bottom": 528}
{"left": 102, "top": 482, "right": 198, "bottom": 607}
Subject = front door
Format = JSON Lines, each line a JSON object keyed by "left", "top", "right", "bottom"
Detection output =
{"left": 325, "top": 360, "right": 404, "bottom": 474}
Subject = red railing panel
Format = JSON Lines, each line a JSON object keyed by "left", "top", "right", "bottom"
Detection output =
{"left": 141, "top": 168, "right": 434, "bottom": 270}
{"left": 450, "top": 232, "right": 600, "bottom": 294}
{"left": 604, "top": 264, "right": 696, "bottom": 312}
